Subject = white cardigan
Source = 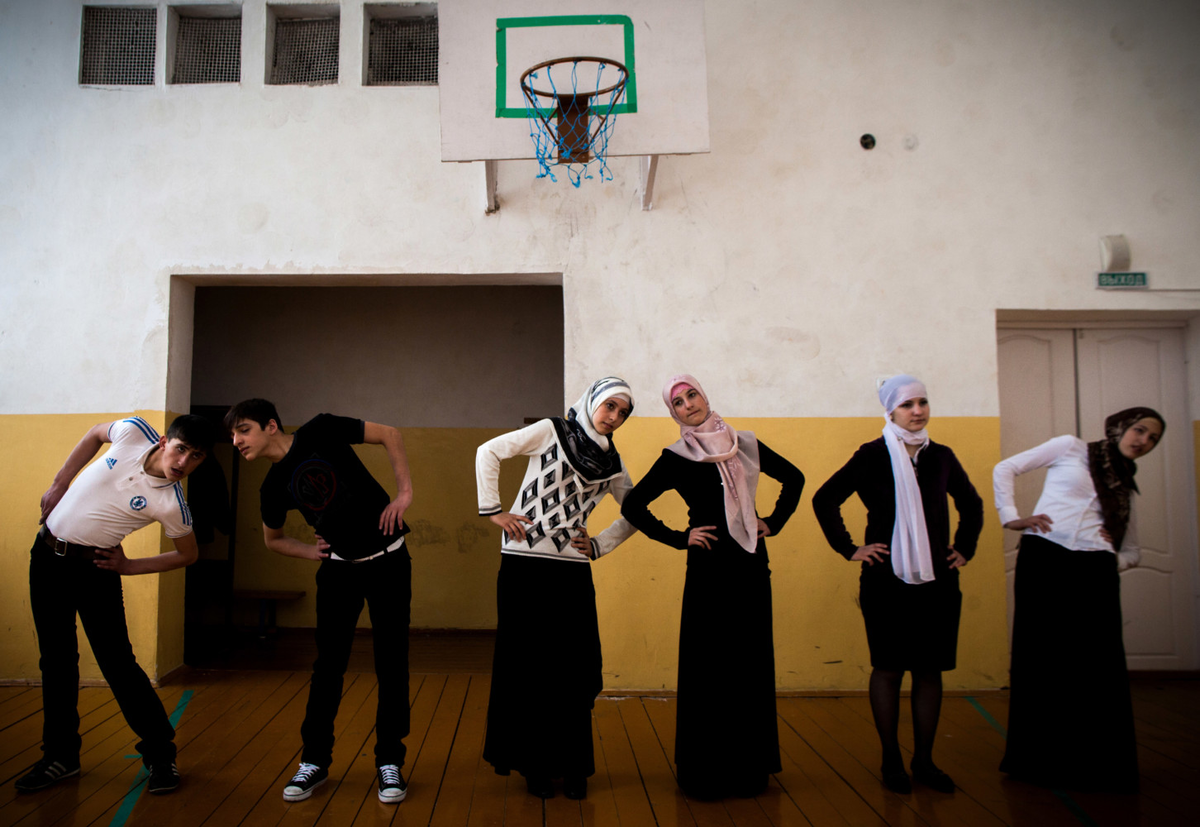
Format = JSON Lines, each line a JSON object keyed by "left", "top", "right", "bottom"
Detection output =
{"left": 993, "top": 435, "right": 1140, "bottom": 570}
{"left": 476, "top": 419, "right": 638, "bottom": 562}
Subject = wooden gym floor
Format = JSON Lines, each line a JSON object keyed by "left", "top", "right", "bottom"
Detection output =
{"left": 1, "top": 631, "right": 1197, "bottom": 827}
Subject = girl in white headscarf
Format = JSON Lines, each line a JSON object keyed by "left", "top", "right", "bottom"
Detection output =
{"left": 813, "top": 375, "right": 983, "bottom": 795}
{"left": 621, "top": 375, "right": 805, "bottom": 799}
{"left": 475, "top": 377, "right": 638, "bottom": 801}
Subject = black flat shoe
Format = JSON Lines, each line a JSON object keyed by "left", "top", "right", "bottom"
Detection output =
{"left": 525, "top": 775, "right": 554, "bottom": 799}
{"left": 562, "top": 776, "right": 587, "bottom": 799}
{"left": 881, "top": 765, "right": 912, "bottom": 794}
{"left": 911, "top": 763, "right": 955, "bottom": 793}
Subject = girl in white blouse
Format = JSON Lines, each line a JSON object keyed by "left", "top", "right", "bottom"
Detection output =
{"left": 992, "top": 406, "right": 1164, "bottom": 792}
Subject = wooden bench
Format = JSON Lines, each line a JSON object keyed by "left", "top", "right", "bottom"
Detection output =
{"left": 232, "top": 589, "right": 306, "bottom": 640}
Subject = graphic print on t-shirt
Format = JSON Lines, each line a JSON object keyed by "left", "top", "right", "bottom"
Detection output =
{"left": 291, "top": 457, "right": 338, "bottom": 512}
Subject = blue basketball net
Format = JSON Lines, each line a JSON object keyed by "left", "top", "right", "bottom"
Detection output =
{"left": 521, "top": 59, "right": 627, "bottom": 187}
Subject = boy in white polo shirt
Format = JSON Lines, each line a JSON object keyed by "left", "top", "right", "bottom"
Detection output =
{"left": 16, "top": 414, "right": 215, "bottom": 796}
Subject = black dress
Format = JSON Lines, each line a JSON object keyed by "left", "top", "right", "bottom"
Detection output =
{"left": 621, "top": 440, "right": 804, "bottom": 798}
{"left": 1001, "top": 534, "right": 1139, "bottom": 791}
{"left": 812, "top": 438, "right": 983, "bottom": 671}
{"left": 483, "top": 554, "right": 601, "bottom": 780}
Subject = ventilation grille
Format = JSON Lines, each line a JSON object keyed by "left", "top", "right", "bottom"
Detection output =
{"left": 271, "top": 17, "right": 339, "bottom": 85}
{"left": 368, "top": 16, "right": 438, "bottom": 86}
{"left": 174, "top": 16, "right": 241, "bottom": 84}
{"left": 81, "top": 6, "right": 157, "bottom": 85}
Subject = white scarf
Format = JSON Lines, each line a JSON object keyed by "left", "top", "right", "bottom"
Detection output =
{"left": 879, "top": 375, "right": 935, "bottom": 585}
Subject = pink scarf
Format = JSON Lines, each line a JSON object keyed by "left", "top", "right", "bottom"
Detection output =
{"left": 662, "top": 374, "right": 762, "bottom": 552}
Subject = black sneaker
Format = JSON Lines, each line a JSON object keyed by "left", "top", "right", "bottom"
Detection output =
{"left": 147, "top": 762, "right": 180, "bottom": 795}
{"left": 283, "top": 763, "right": 328, "bottom": 802}
{"left": 377, "top": 764, "right": 407, "bottom": 803}
{"left": 15, "top": 758, "right": 80, "bottom": 792}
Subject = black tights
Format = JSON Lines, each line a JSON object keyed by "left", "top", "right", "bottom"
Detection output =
{"left": 868, "top": 668, "right": 943, "bottom": 771}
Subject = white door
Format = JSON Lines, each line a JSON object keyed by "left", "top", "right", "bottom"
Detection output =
{"left": 997, "top": 325, "right": 1197, "bottom": 670}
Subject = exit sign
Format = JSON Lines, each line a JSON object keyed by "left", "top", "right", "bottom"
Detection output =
{"left": 1098, "top": 272, "right": 1148, "bottom": 288}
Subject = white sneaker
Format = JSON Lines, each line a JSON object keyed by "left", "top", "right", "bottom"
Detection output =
{"left": 377, "top": 764, "right": 407, "bottom": 803}
{"left": 283, "top": 762, "right": 328, "bottom": 802}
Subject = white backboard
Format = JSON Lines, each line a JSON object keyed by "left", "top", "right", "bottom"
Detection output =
{"left": 438, "top": 0, "right": 711, "bottom": 162}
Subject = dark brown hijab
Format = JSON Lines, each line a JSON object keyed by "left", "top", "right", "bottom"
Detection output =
{"left": 1087, "top": 407, "right": 1165, "bottom": 550}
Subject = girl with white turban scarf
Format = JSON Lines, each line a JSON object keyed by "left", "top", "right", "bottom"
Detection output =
{"left": 813, "top": 375, "right": 983, "bottom": 795}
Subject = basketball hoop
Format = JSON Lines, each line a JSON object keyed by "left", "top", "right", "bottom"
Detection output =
{"left": 520, "top": 56, "right": 628, "bottom": 187}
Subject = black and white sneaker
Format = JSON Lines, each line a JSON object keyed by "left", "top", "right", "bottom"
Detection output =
{"left": 147, "top": 762, "right": 180, "bottom": 795}
{"left": 15, "top": 758, "right": 81, "bottom": 793}
{"left": 377, "top": 764, "right": 407, "bottom": 803}
{"left": 283, "top": 762, "right": 328, "bottom": 802}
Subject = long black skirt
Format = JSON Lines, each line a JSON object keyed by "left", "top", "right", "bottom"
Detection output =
{"left": 483, "top": 554, "right": 601, "bottom": 779}
{"left": 1001, "top": 534, "right": 1138, "bottom": 791}
{"left": 859, "top": 568, "right": 962, "bottom": 671}
{"left": 675, "top": 542, "right": 780, "bottom": 798}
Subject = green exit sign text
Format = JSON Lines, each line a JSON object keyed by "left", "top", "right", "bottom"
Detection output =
{"left": 1098, "top": 272, "right": 1148, "bottom": 289}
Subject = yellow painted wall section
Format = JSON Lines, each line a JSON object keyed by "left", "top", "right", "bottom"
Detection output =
{"left": 0, "top": 412, "right": 171, "bottom": 683}
{"left": 594, "top": 416, "right": 1009, "bottom": 692}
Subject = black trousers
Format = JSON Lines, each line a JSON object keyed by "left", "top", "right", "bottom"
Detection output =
{"left": 29, "top": 535, "right": 176, "bottom": 767}
{"left": 300, "top": 548, "right": 412, "bottom": 769}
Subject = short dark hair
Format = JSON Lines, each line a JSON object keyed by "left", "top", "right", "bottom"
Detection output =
{"left": 223, "top": 398, "right": 282, "bottom": 434}
{"left": 166, "top": 414, "right": 216, "bottom": 454}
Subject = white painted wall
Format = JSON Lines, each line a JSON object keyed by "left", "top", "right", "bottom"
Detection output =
{"left": 1, "top": 0, "right": 1198, "bottom": 419}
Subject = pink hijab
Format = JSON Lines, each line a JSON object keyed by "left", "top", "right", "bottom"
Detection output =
{"left": 663, "top": 374, "right": 762, "bottom": 552}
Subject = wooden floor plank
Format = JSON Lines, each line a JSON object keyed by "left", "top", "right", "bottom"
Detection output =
{"left": 463, "top": 750, "right": 510, "bottom": 827}
{"left": 544, "top": 793, "right": 584, "bottom": 827}
{"left": 615, "top": 698, "right": 697, "bottom": 827}
{"left": 773, "top": 700, "right": 865, "bottom": 827}
{"left": 591, "top": 699, "right": 657, "bottom": 827}
{"left": 350, "top": 673, "right": 463, "bottom": 827}
{"left": 138, "top": 671, "right": 311, "bottom": 827}
{"left": 832, "top": 695, "right": 1007, "bottom": 827}
{"left": 0, "top": 690, "right": 43, "bottom": 733}
{"left": 2, "top": 665, "right": 1196, "bottom": 827}
{"left": 428, "top": 674, "right": 490, "bottom": 827}
{"left": 312, "top": 681, "right": 386, "bottom": 827}
{"left": 638, "top": 697, "right": 735, "bottom": 827}
{"left": 239, "top": 672, "right": 377, "bottom": 827}
{"left": 580, "top": 706, "right": 628, "bottom": 827}
{"left": 778, "top": 698, "right": 930, "bottom": 827}
{"left": 201, "top": 672, "right": 361, "bottom": 827}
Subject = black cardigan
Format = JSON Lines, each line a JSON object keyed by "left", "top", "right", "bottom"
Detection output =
{"left": 812, "top": 438, "right": 983, "bottom": 580}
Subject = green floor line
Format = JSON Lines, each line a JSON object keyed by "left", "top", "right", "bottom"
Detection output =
{"left": 964, "top": 696, "right": 1097, "bottom": 827}
{"left": 108, "top": 689, "right": 193, "bottom": 827}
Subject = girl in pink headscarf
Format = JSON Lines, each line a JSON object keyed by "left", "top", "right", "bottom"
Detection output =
{"left": 621, "top": 375, "right": 804, "bottom": 799}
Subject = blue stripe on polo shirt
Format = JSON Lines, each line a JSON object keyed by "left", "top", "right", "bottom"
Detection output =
{"left": 173, "top": 483, "right": 193, "bottom": 526}
{"left": 123, "top": 416, "right": 160, "bottom": 443}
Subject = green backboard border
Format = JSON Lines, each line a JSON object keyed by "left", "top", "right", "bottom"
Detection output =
{"left": 495, "top": 15, "right": 637, "bottom": 119}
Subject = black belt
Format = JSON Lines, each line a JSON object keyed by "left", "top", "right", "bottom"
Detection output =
{"left": 38, "top": 527, "right": 103, "bottom": 560}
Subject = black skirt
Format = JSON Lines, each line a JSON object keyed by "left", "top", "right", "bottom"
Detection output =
{"left": 675, "top": 542, "right": 780, "bottom": 798}
{"left": 483, "top": 554, "right": 601, "bottom": 779}
{"left": 859, "top": 567, "right": 962, "bottom": 671}
{"left": 1000, "top": 534, "right": 1138, "bottom": 791}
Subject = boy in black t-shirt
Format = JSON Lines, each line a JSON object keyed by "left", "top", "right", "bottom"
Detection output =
{"left": 225, "top": 399, "right": 414, "bottom": 804}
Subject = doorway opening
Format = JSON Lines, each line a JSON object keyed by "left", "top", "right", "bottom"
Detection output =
{"left": 181, "top": 284, "right": 564, "bottom": 668}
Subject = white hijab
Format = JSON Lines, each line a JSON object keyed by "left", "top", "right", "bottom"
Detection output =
{"left": 568, "top": 376, "right": 634, "bottom": 452}
{"left": 879, "top": 375, "right": 935, "bottom": 585}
